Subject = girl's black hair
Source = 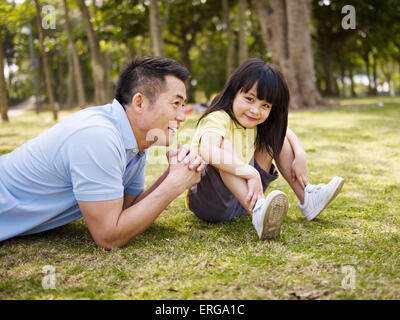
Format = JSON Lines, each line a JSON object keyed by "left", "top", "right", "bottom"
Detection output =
{"left": 198, "top": 58, "right": 290, "bottom": 160}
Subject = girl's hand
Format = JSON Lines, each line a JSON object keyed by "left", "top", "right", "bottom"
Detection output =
{"left": 245, "top": 169, "right": 264, "bottom": 212}
{"left": 291, "top": 152, "right": 309, "bottom": 190}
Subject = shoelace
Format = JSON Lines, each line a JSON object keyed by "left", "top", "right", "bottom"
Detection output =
{"left": 306, "top": 183, "right": 325, "bottom": 193}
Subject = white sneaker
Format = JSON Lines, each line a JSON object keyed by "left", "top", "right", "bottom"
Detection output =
{"left": 298, "top": 176, "right": 344, "bottom": 221}
{"left": 252, "top": 190, "right": 289, "bottom": 240}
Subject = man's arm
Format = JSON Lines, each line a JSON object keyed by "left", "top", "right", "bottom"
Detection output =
{"left": 122, "top": 144, "right": 195, "bottom": 209}
{"left": 78, "top": 174, "right": 183, "bottom": 250}
{"left": 78, "top": 146, "right": 204, "bottom": 250}
{"left": 123, "top": 168, "right": 168, "bottom": 210}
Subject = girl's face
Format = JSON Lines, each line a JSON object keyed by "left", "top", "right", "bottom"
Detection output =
{"left": 232, "top": 83, "right": 272, "bottom": 129}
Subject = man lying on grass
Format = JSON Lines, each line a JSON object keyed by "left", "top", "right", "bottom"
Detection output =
{"left": 0, "top": 56, "right": 205, "bottom": 249}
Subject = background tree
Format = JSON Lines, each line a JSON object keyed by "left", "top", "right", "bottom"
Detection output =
{"left": 0, "top": 26, "right": 8, "bottom": 122}
{"left": 63, "top": 0, "right": 86, "bottom": 108}
{"left": 34, "top": 0, "right": 57, "bottom": 121}
{"left": 76, "top": 0, "right": 106, "bottom": 105}
{"left": 238, "top": 0, "right": 248, "bottom": 64}
{"left": 149, "top": 0, "right": 165, "bottom": 56}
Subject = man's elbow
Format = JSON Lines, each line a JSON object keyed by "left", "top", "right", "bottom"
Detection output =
{"left": 93, "top": 232, "right": 125, "bottom": 250}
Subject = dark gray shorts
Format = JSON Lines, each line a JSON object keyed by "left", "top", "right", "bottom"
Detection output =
{"left": 188, "top": 159, "right": 279, "bottom": 222}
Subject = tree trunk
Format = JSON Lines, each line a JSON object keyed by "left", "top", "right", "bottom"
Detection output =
{"left": 63, "top": 0, "right": 86, "bottom": 107}
{"left": 286, "top": 0, "right": 323, "bottom": 107}
{"left": 349, "top": 67, "right": 356, "bottom": 97}
{"left": 149, "top": 0, "right": 165, "bottom": 56}
{"left": 254, "top": 0, "right": 303, "bottom": 109}
{"left": 181, "top": 39, "right": 194, "bottom": 103}
{"left": 76, "top": 0, "right": 106, "bottom": 105}
{"left": 238, "top": 0, "right": 248, "bottom": 64}
{"left": 372, "top": 55, "right": 378, "bottom": 95}
{"left": 322, "top": 49, "right": 336, "bottom": 96}
{"left": 104, "top": 52, "right": 114, "bottom": 101}
{"left": 340, "top": 66, "right": 346, "bottom": 97}
{"left": 223, "top": 0, "right": 234, "bottom": 80}
{"left": 34, "top": 0, "right": 58, "bottom": 121}
{"left": 0, "top": 31, "right": 8, "bottom": 122}
{"left": 363, "top": 52, "right": 372, "bottom": 95}
{"left": 56, "top": 48, "right": 64, "bottom": 106}
{"left": 66, "top": 49, "right": 75, "bottom": 109}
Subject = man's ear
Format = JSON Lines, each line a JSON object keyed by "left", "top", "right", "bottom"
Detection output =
{"left": 130, "top": 92, "right": 145, "bottom": 113}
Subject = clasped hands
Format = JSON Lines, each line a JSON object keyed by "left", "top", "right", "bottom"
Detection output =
{"left": 166, "top": 143, "right": 206, "bottom": 191}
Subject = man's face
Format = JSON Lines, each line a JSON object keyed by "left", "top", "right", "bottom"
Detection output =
{"left": 144, "top": 75, "right": 187, "bottom": 146}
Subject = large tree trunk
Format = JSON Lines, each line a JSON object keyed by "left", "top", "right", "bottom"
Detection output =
{"left": 286, "top": 0, "right": 323, "bottom": 107}
{"left": 238, "top": 0, "right": 248, "bottom": 64}
{"left": 149, "top": 0, "right": 165, "bottom": 56}
{"left": 63, "top": 0, "right": 86, "bottom": 108}
{"left": 76, "top": 0, "right": 106, "bottom": 105}
{"left": 254, "top": 0, "right": 302, "bottom": 109}
{"left": 0, "top": 30, "right": 8, "bottom": 122}
{"left": 254, "top": 0, "right": 324, "bottom": 108}
{"left": 34, "top": 0, "right": 58, "bottom": 120}
{"left": 223, "top": 0, "right": 234, "bottom": 80}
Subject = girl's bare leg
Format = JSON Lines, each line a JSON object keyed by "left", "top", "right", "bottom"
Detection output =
{"left": 216, "top": 139, "right": 253, "bottom": 214}
{"left": 254, "top": 137, "right": 305, "bottom": 204}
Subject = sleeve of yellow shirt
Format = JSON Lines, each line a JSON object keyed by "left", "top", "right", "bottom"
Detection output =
{"left": 191, "top": 110, "right": 231, "bottom": 153}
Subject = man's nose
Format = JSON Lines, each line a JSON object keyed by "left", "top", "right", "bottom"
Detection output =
{"left": 177, "top": 107, "right": 186, "bottom": 122}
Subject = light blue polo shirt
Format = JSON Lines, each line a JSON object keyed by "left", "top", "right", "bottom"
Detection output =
{"left": 0, "top": 99, "right": 147, "bottom": 241}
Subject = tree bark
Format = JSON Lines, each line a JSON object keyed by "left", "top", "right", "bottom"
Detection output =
{"left": 0, "top": 30, "right": 8, "bottom": 122}
{"left": 181, "top": 38, "right": 194, "bottom": 103}
{"left": 372, "top": 54, "right": 378, "bottom": 95}
{"left": 76, "top": 0, "right": 106, "bottom": 105}
{"left": 254, "top": 0, "right": 302, "bottom": 109}
{"left": 322, "top": 46, "right": 336, "bottom": 96}
{"left": 286, "top": 0, "right": 323, "bottom": 107}
{"left": 238, "top": 0, "right": 248, "bottom": 64}
{"left": 66, "top": 49, "right": 75, "bottom": 109}
{"left": 149, "top": 0, "right": 165, "bottom": 56}
{"left": 34, "top": 0, "right": 57, "bottom": 120}
{"left": 63, "top": 0, "right": 86, "bottom": 107}
{"left": 254, "top": 0, "right": 324, "bottom": 108}
{"left": 223, "top": 0, "right": 234, "bottom": 80}
{"left": 349, "top": 67, "right": 356, "bottom": 97}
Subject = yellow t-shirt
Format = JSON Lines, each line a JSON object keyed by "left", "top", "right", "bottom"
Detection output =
{"left": 185, "top": 110, "right": 257, "bottom": 209}
{"left": 191, "top": 110, "right": 257, "bottom": 164}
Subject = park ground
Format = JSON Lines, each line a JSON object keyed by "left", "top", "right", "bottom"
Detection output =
{"left": 0, "top": 96, "right": 399, "bottom": 299}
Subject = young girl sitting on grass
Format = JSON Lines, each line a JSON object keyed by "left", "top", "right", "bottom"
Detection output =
{"left": 185, "top": 58, "right": 344, "bottom": 240}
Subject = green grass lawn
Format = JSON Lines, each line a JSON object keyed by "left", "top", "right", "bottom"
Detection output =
{"left": 0, "top": 96, "right": 399, "bottom": 299}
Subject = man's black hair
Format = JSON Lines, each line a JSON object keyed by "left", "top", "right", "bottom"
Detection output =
{"left": 115, "top": 56, "right": 191, "bottom": 108}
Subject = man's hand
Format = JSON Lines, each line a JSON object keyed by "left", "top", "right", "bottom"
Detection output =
{"left": 167, "top": 143, "right": 206, "bottom": 172}
{"left": 291, "top": 152, "right": 308, "bottom": 190}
